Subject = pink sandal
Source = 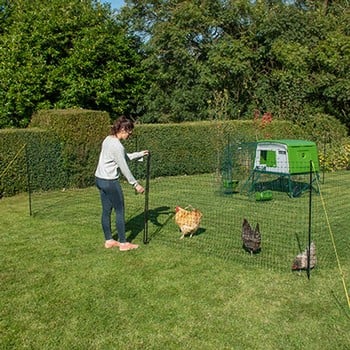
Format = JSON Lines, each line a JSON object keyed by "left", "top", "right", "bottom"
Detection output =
{"left": 104, "top": 240, "right": 120, "bottom": 249}
{"left": 119, "top": 242, "right": 139, "bottom": 251}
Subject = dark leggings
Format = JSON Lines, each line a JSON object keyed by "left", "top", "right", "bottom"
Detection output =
{"left": 95, "top": 177, "right": 126, "bottom": 243}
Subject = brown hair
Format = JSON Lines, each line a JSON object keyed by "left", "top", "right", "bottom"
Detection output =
{"left": 110, "top": 116, "right": 135, "bottom": 135}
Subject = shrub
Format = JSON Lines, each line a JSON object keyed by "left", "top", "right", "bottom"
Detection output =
{"left": 126, "top": 119, "right": 304, "bottom": 179}
{"left": 3, "top": 110, "right": 348, "bottom": 197}
{"left": 30, "top": 108, "right": 111, "bottom": 187}
{"left": 0, "top": 128, "right": 66, "bottom": 197}
{"left": 297, "top": 114, "right": 350, "bottom": 171}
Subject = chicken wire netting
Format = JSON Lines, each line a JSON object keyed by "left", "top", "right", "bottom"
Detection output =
{"left": 135, "top": 141, "right": 348, "bottom": 278}
{"left": 144, "top": 173, "right": 327, "bottom": 271}
{"left": 10, "top": 138, "right": 349, "bottom": 279}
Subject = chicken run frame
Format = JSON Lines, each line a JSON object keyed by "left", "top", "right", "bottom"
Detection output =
{"left": 222, "top": 139, "right": 320, "bottom": 198}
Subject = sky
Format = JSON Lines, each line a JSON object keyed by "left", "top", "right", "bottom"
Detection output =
{"left": 100, "top": 0, "right": 125, "bottom": 11}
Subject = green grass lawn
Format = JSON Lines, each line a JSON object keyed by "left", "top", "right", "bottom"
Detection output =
{"left": 1, "top": 172, "right": 349, "bottom": 349}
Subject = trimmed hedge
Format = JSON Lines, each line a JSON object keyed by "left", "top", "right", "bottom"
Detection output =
{"left": 3, "top": 108, "right": 348, "bottom": 197}
{"left": 29, "top": 108, "right": 111, "bottom": 187}
{"left": 0, "top": 128, "right": 66, "bottom": 197}
{"left": 126, "top": 119, "right": 305, "bottom": 179}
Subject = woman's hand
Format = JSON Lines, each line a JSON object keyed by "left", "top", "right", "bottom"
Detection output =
{"left": 135, "top": 183, "right": 145, "bottom": 194}
{"left": 142, "top": 150, "right": 150, "bottom": 156}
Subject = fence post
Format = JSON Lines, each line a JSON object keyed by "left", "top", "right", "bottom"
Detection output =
{"left": 143, "top": 152, "right": 151, "bottom": 244}
{"left": 25, "top": 144, "right": 32, "bottom": 216}
{"left": 307, "top": 160, "right": 313, "bottom": 280}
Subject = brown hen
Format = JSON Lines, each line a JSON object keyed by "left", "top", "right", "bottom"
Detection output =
{"left": 174, "top": 206, "right": 203, "bottom": 239}
{"left": 242, "top": 218, "right": 261, "bottom": 254}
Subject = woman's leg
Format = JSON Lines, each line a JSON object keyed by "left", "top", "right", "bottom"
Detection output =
{"left": 109, "top": 180, "right": 127, "bottom": 243}
{"left": 96, "top": 178, "right": 126, "bottom": 243}
{"left": 96, "top": 178, "right": 114, "bottom": 241}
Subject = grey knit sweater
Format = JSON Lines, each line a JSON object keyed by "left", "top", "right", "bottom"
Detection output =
{"left": 95, "top": 135, "right": 144, "bottom": 186}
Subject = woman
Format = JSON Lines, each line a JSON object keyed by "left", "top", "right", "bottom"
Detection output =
{"left": 95, "top": 116, "right": 149, "bottom": 251}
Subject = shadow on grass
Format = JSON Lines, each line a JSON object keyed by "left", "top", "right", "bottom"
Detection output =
{"left": 253, "top": 176, "right": 318, "bottom": 198}
{"left": 172, "top": 226, "right": 207, "bottom": 240}
{"left": 126, "top": 206, "right": 172, "bottom": 242}
{"left": 331, "top": 290, "right": 350, "bottom": 320}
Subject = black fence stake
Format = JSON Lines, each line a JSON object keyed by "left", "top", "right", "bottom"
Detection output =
{"left": 25, "top": 144, "right": 32, "bottom": 216}
{"left": 307, "top": 160, "right": 313, "bottom": 280}
{"left": 143, "top": 152, "right": 151, "bottom": 244}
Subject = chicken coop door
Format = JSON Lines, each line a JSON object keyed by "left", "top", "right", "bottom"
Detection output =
{"left": 259, "top": 150, "right": 276, "bottom": 167}
{"left": 254, "top": 143, "right": 289, "bottom": 174}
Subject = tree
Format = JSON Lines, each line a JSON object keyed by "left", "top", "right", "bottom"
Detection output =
{"left": 120, "top": 0, "right": 350, "bottom": 128}
{"left": 2, "top": 0, "right": 349, "bottom": 128}
{"left": 121, "top": 1, "right": 220, "bottom": 122}
{"left": 0, "top": 0, "right": 146, "bottom": 128}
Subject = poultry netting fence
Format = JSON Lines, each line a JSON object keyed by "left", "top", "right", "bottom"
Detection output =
{"left": 2, "top": 139, "right": 349, "bottom": 286}
{"left": 142, "top": 165, "right": 349, "bottom": 306}
{"left": 145, "top": 172, "right": 324, "bottom": 270}
{"left": 137, "top": 141, "right": 347, "bottom": 291}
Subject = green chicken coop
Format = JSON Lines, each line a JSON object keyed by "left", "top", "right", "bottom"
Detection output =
{"left": 244, "top": 140, "right": 320, "bottom": 197}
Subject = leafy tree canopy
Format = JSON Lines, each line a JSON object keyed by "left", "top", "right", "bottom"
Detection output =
{"left": 0, "top": 0, "right": 146, "bottom": 128}
{"left": 0, "top": 0, "right": 349, "bottom": 130}
{"left": 120, "top": 0, "right": 350, "bottom": 128}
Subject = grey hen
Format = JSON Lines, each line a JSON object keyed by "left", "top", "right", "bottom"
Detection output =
{"left": 242, "top": 218, "right": 261, "bottom": 254}
{"left": 292, "top": 241, "right": 316, "bottom": 271}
